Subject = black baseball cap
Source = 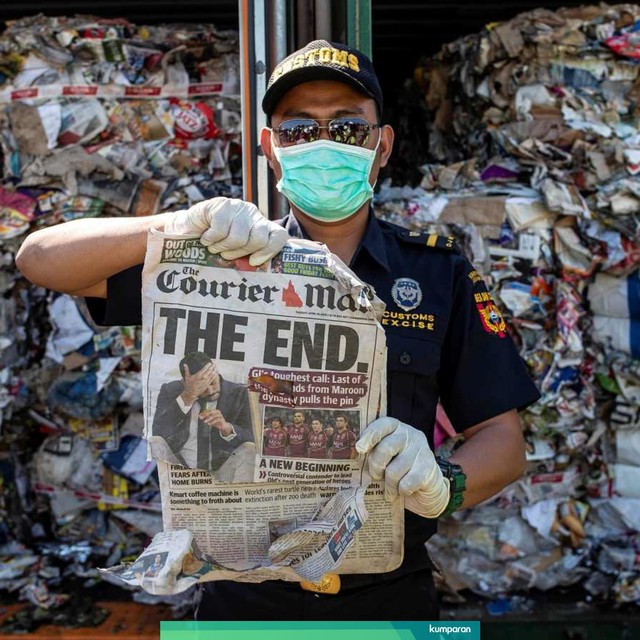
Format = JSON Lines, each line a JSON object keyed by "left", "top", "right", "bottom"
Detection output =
{"left": 262, "top": 40, "right": 383, "bottom": 120}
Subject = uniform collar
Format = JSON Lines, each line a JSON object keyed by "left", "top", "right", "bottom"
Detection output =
{"left": 353, "top": 209, "right": 391, "bottom": 273}
{"left": 280, "top": 209, "right": 390, "bottom": 273}
{"left": 280, "top": 212, "right": 309, "bottom": 239}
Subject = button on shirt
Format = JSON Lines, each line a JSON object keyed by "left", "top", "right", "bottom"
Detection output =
{"left": 85, "top": 210, "right": 540, "bottom": 565}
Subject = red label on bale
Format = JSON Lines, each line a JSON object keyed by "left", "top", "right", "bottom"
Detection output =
{"left": 62, "top": 85, "right": 99, "bottom": 96}
{"left": 188, "top": 83, "right": 223, "bottom": 95}
{"left": 124, "top": 86, "right": 162, "bottom": 96}
{"left": 11, "top": 88, "right": 38, "bottom": 100}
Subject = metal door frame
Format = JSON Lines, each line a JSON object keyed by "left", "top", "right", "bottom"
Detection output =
{"left": 239, "top": 0, "right": 371, "bottom": 217}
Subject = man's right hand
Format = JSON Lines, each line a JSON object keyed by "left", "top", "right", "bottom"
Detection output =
{"left": 199, "top": 408, "right": 234, "bottom": 437}
{"left": 165, "top": 197, "right": 288, "bottom": 266}
{"left": 180, "top": 363, "right": 216, "bottom": 406}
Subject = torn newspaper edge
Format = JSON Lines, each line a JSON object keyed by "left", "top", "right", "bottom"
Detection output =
{"left": 102, "top": 483, "right": 375, "bottom": 594}
{"left": 102, "top": 230, "right": 403, "bottom": 593}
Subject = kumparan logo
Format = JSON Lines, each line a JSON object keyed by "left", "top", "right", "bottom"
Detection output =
{"left": 427, "top": 622, "right": 475, "bottom": 638}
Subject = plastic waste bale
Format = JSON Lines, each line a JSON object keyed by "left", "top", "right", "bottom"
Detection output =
{"left": 1, "top": 13, "right": 241, "bottom": 627}
{"left": 377, "top": 3, "right": 640, "bottom": 607}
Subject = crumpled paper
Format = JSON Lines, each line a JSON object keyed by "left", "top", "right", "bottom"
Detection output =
{"left": 2, "top": 14, "right": 242, "bottom": 625}
{"left": 376, "top": 3, "right": 640, "bottom": 606}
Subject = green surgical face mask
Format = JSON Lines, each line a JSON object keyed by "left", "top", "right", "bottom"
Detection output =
{"left": 271, "top": 136, "right": 379, "bottom": 222}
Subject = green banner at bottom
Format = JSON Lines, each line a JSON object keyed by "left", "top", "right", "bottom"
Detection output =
{"left": 161, "top": 620, "right": 480, "bottom": 640}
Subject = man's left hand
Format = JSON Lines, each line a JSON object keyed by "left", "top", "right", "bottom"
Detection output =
{"left": 164, "top": 197, "right": 288, "bottom": 266}
{"left": 356, "top": 417, "right": 450, "bottom": 519}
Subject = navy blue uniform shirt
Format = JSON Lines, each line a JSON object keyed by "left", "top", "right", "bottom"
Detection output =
{"left": 86, "top": 211, "right": 540, "bottom": 569}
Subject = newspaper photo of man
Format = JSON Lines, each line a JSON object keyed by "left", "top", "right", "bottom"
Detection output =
{"left": 285, "top": 410, "right": 309, "bottom": 457}
{"left": 307, "top": 418, "right": 329, "bottom": 459}
{"left": 330, "top": 413, "right": 358, "bottom": 459}
{"left": 151, "top": 351, "right": 255, "bottom": 479}
{"left": 263, "top": 416, "right": 288, "bottom": 457}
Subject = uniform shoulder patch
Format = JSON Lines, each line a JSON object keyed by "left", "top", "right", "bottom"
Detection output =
{"left": 397, "top": 229, "right": 460, "bottom": 252}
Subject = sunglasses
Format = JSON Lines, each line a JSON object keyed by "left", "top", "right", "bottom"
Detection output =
{"left": 272, "top": 117, "right": 381, "bottom": 147}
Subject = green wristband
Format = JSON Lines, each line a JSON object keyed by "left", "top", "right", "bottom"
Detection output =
{"left": 436, "top": 456, "right": 466, "bottom": 517}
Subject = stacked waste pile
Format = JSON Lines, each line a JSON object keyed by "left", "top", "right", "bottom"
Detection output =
{"left": 0, "top": 14, "right": 241, "bottom": 629}
{"left": 374, "top": 3, "right": 640, "bottom": 607}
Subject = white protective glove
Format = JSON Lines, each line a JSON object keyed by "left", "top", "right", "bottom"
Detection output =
{"left": 165, "top": 197, "right": 288, "bottom": 266}
{"left": 356, "top": 417, "right": 451, "bottom": 518}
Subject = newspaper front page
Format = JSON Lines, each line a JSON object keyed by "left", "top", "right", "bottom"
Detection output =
{"left": 103, "top": 230, "right": 403, "bottom": 594}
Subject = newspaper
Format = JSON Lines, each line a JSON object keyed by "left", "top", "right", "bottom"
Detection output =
{"left": 102, "top": 230, "right": 403, "bottom": 593}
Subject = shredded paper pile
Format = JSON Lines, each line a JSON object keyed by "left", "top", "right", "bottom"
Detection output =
{"left": 375, "top": 3, "right": 640, "bottom": 607}
{"left": 0, "top": 14, "right": 241, "bottom": 629}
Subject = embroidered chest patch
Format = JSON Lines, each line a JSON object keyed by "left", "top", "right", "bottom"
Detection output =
{"left": 391, "top": 278, "right": 423, "bottom": 312}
